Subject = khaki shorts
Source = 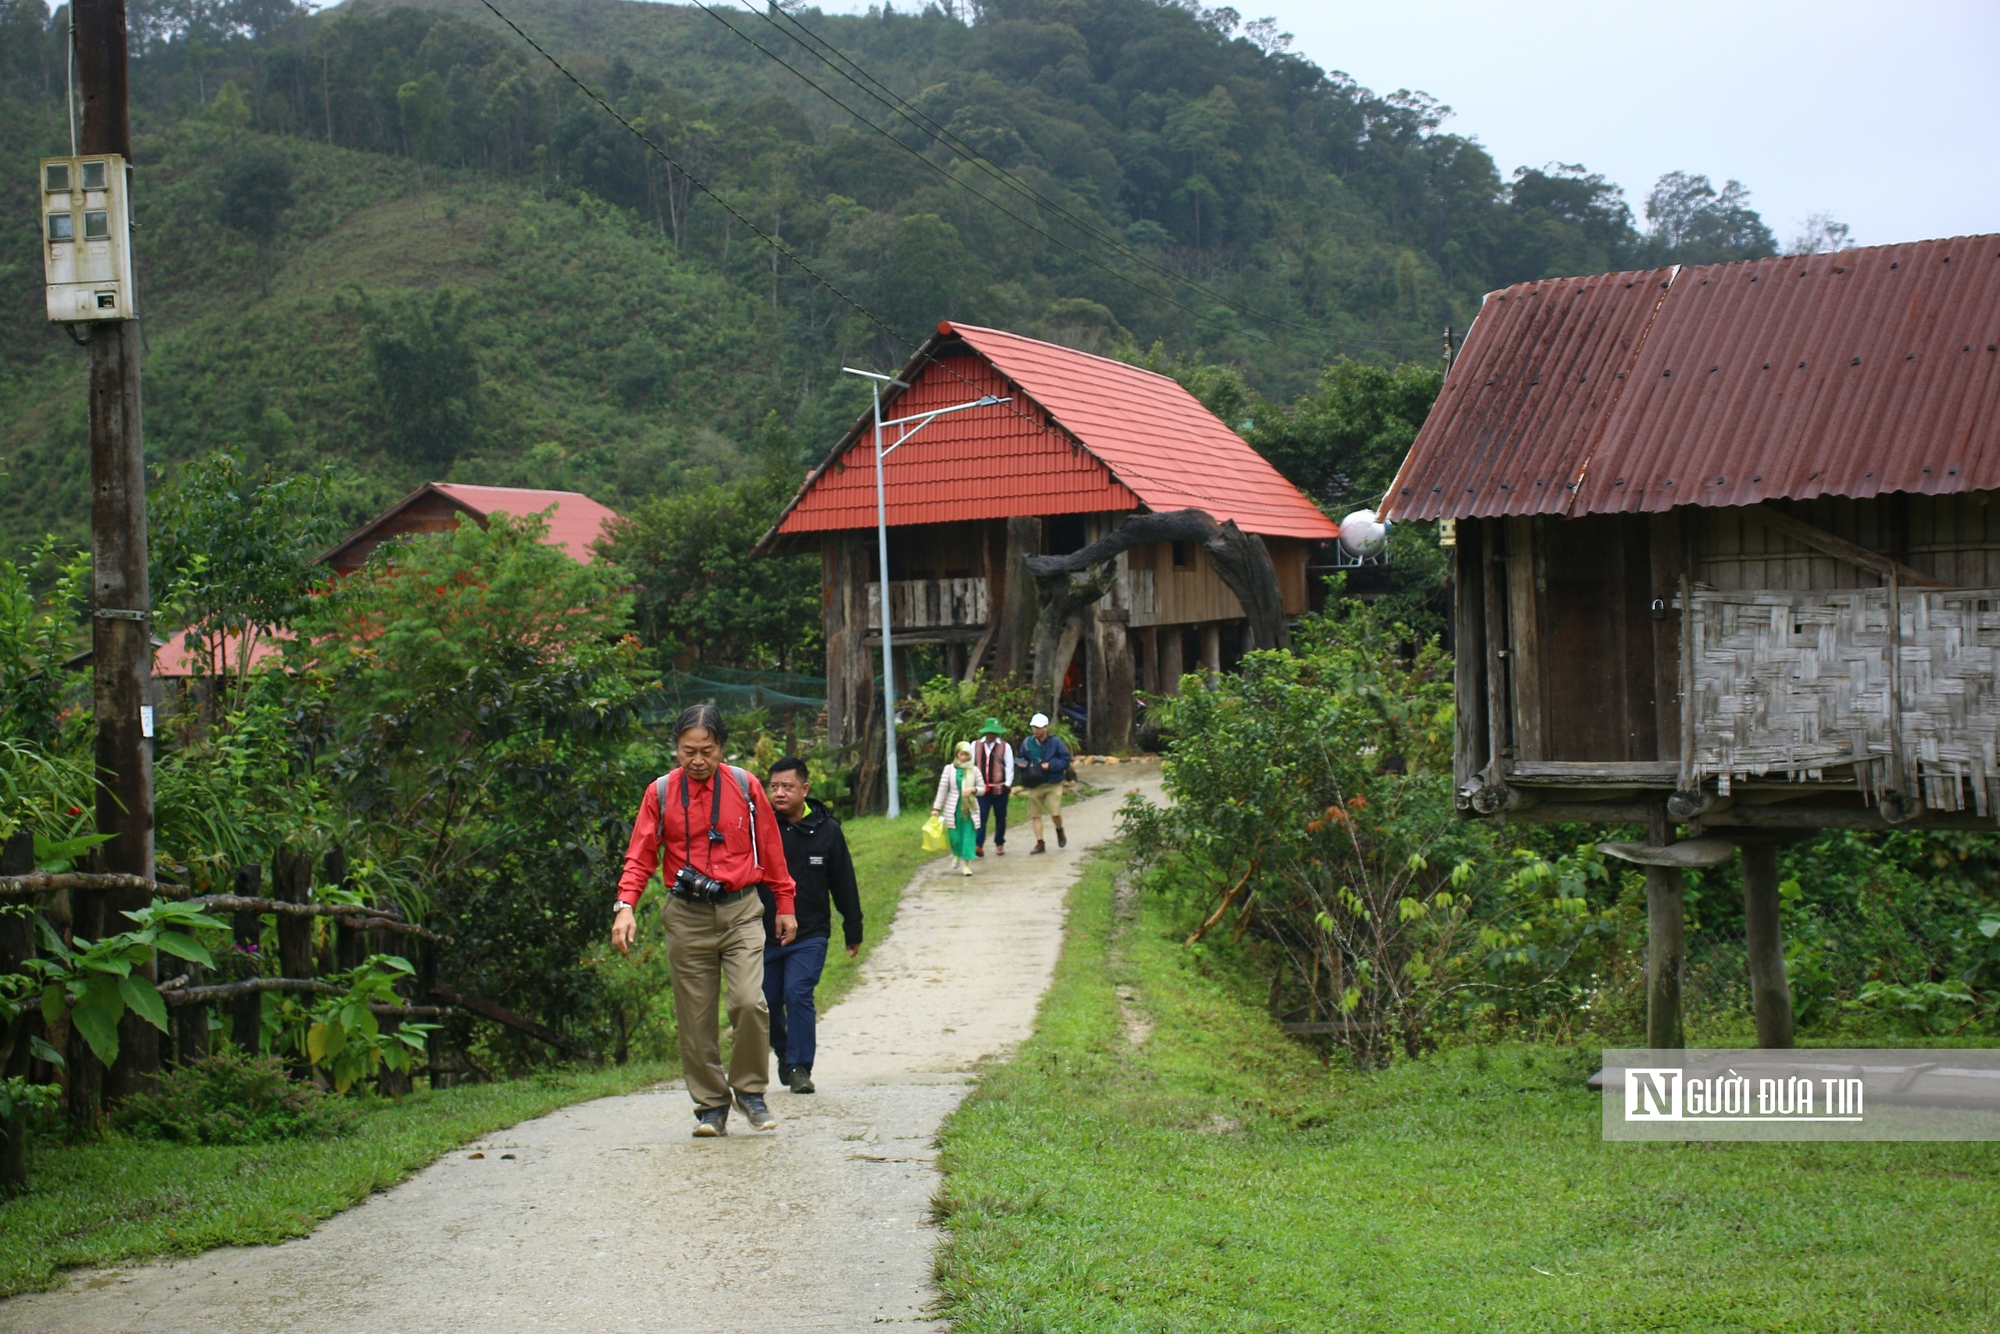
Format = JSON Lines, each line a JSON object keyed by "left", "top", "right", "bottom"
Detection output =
{"left": 1019, "top": 783, "right": 1064, "bottom": 818}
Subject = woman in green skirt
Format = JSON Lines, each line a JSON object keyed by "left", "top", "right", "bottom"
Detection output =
{"left": 930, "top": 740, "right": 986, "bottom": 876}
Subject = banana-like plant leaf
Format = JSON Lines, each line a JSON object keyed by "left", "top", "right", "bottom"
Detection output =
{"left": 69, "top": 1001, "right": 120, "bottom": 1066}
{"left": 119, "top": 974, "right": 169, "bottom": 1033}
{"left": 152, "top": 933, "right": 215, "bottom": 968}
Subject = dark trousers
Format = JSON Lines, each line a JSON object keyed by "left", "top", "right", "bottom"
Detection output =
{"left": 763, "top": 935, "right": 829, "bottom": 1072}
{"left": 977, "top": 791, "right": 1009, "bottom": 847}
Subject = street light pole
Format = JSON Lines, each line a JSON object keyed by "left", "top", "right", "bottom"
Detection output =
{"left": 841, "top": 368, "right": 1011, "bottom": 820}
{"left": 870, "top": 378, "right": 900, "bottom": 818}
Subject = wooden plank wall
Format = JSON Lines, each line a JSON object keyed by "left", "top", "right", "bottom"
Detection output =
{"left": 1695, "top": 493, "right": 2000, "bottom": 591}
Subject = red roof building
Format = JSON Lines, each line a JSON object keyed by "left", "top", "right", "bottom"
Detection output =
{"left": 769, "top": 322, "right": 1337, "bottom": 754}
{"left": 317, "top": 483, "right": 621, "bottom": 575}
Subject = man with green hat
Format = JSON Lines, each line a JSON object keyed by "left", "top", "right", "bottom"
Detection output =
{"left": 970, "top": 718, "right": 1015, "bottom": 858}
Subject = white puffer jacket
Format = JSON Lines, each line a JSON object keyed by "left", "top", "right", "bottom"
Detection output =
{"left": 931, "top": 763, "right": 985, "bottom": 829}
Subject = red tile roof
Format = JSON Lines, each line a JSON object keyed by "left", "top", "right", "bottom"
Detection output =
{"left": 318, "top": 483, "right": 621, "bottom": 572}
{"left": 153, "top": 627, "right": 290, "bottom": 678}
{"left": 773, "top": 323, "right": 1339, "bottom": 541}
{"left": 430, "top": 485, "right": 621, "bottom": 563}
{"left": 1383, "top": 234, "right": 2000, "bottom": 521}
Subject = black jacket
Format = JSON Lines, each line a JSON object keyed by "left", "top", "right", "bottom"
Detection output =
{"left": 760, "top": 798, "right": 863, "bottom": 949}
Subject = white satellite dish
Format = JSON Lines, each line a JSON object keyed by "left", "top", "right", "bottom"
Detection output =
{"left": 1337, "top": 509, "right": 1389, "bottom": 561}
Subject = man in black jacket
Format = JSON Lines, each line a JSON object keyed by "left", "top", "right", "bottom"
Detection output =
{"left": 758, "top": 756, "right": 863, "bottom": 1094}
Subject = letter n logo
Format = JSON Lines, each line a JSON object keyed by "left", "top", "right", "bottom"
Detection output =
{"left": 1625, "top": 1068, "right": 1682, "bottom": 1120}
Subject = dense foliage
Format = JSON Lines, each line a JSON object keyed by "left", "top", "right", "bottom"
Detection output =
{"left": 0, "top": 0, "right": 1789, "bottom": 553}
{"left": 112, "top": 1045, "right": 357, "bottom": 1144}
{"left": 1122, "top": 600, "right": 2000, "bottom": 1061}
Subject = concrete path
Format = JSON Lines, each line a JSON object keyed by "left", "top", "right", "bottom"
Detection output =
{"left": 0, "top": 763, "right": 1163, "bottom": 1334}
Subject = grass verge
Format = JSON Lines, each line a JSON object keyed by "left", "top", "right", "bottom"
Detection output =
{"left": 0, "top": 811, "right": 939, "bottom": 1299}
{"left": 0, "top": 1061, "right": 671, "bottom": 1297}
{"left": 933, "top": 846, "right": 2000, "bottom": 1333}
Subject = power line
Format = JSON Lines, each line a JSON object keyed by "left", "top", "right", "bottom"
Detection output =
{"left": 724, "top": 3, "right": 1428, "bottom": 358}
{"left": 476, "top": 0, "right": 1073, "bottom": 453}
{"left": 738, "top": 0, "right": 1313, "bottom": 338}
{"left": 687, "top": 0, "right": 1253, "bottom": 338}
{"left": 476, "top": 0, "right": 911, "bottom": 354}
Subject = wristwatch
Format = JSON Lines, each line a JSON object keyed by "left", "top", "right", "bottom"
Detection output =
{"left": 613, "top": 901, "right": 634, "bottom": 915}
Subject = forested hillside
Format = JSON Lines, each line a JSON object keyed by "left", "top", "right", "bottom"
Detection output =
{"left": 0, "top": 0, "right": 1780, "bottom": 551}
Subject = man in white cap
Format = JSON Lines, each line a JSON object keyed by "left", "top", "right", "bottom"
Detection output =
{"left": 1014, "top": 713, "right": 1072, "bottom": 854}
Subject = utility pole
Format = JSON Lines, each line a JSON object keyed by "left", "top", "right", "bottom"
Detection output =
{"left": 74, "top": 0, "right": 156, "bottom": 1103}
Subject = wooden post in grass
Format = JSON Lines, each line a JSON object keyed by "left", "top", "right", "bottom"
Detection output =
{"left": 272, "top": 848, "right": 315, "bottom": 982}
{"left": 327, "top": 845, "right": 366, "bottom": 971}
{"left": 1740, "top": 841, "right": 1795, "bottom": 1049}
{"left": 231, "top": 864, "right": 263, "bottom": 1054}
{"left": 1643, "top": 806, "right": 1686, "bottom": 1050}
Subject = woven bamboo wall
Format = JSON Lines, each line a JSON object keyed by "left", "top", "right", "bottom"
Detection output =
{"left": 1687, "top": 586, "right": 2000, "bottom": 816}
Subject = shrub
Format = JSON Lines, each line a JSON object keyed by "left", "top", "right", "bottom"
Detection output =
{"left": 113, "top": 1047, "right": 358, "bottom": 1145}
{"left": 1122, "top": 600, "right": 1640, "bottom": 1063}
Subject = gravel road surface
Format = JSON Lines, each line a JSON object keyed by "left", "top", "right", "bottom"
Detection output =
{"left": 0, "top": 763, "right": 1163, "bottom": 1334}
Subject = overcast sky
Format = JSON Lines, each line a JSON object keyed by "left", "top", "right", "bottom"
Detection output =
{"left": 809, "top": 0, "right": 2000, "bottom": 249}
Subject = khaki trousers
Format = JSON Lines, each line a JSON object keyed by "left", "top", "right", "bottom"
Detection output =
{"left": 663, "top": 890, "right": 770, "bottom": 1108}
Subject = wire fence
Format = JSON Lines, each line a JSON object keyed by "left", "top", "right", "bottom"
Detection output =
{"left": 640, "top": 666, "right": 829, "bottom": 724}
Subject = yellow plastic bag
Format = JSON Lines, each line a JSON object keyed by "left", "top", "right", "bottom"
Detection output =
{"left": 921, "top": 813, "right": 948, "bottom": 852}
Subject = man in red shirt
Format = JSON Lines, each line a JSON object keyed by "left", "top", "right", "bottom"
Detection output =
{"left": 614, "top": 704, "right": 796, "bottom": 1136}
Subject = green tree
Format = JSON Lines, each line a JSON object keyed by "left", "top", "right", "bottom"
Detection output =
{"left": 296, "top": 513, "right": 650, "bottom": 1051}
{"left": 881, "top": 213, "right": 978, "bottom": 340}
{"left": 1248, "top": 361, "right": 1443, "bottom": 516}
{"left": 216, "top": 141, "right": 296, "bottom": 296}
{"left": 602, "top": 472, "right": 821, "bottom": 673}
{"left": 151, "top": 453, "right": 339, "bottom": 687}
{"left": 358, "top": 289, "right": 482, "bottom": 466}
{"left": 1163, "top": 85, "right": 1240, "bottom": 248}
{"left": 1643, "top": 171, "right": 1778, "bottom": 263}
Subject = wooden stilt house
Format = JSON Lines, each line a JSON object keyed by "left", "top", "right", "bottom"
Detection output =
{"left": 1381, "top": 233, "right": 2000, "bottom": 1048}
{"left": 761, "top": 322, "right": 1340, "bottom": 754}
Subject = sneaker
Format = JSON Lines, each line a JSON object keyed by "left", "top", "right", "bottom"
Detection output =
{"left": 1056, "top": 826, "right": 1067, "bottom": 849}
{"left": 778, "top": 1062, "right": 796, "bottom": 1089}
{"left": 1032, "top": 840, "right": 1046, "bottom": 854}
{"left": 790, "top": 1068, "right": 816, "bottom": 1095}
{"left": 959, "top": 864, "right": 973, "bottom": 877}
{"left": 735, "top": 1091, "right": 778, "bottom": 1131}
{"left": 693, "top": 1105, "right": 729, "bottom": 1137}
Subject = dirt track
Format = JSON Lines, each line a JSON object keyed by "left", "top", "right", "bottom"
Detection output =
{"left": 0, "top": 763, "right": 1163, "bottom": 1334}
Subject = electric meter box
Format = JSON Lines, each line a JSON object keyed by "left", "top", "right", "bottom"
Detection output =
{"left": 41, "top": 154, "right": 136, "bottom": 323}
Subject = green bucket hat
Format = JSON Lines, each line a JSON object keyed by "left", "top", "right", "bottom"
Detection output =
{"left": 979, "top": 717, "right": 1006, "bottom": 735}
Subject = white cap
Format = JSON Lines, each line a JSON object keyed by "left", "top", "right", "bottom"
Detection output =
{"left": 1029, "top": 712, "right": 1050, "bottom": 728}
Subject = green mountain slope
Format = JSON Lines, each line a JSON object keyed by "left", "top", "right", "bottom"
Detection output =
{"left": 0, "top": 0, "right": 1776, "bottom": 552}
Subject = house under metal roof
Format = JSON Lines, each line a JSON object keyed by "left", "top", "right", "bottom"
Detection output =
{"left": 1383, "top": 234, "right": 2000, "bottom": 523}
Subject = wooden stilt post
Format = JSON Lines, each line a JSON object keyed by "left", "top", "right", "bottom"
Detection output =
{"left": 1643, "top": 806, "right": 1686, "bottom": 1050}
{"left": 1740, "top": 842, "right": 1795, "bottom": 1048}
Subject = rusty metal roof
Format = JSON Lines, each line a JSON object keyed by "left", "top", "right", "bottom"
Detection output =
{"left": 772, "top": 323, "right": 1340, "bottom": 542}
{"left": 1382, "top": 235, "right": 2000, "bottom": 521}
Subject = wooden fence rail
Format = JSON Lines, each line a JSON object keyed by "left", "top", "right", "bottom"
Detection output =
{"left": 3, "top": 848, "right": 591, "bottom": 1115}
